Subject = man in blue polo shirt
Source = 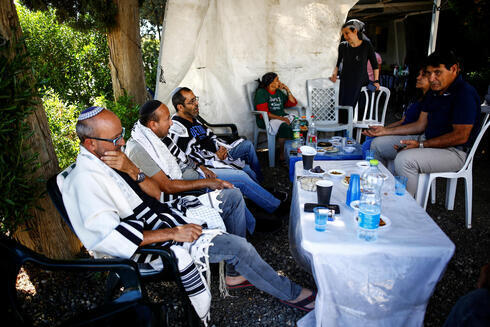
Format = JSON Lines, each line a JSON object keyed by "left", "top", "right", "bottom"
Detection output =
{"left": 367, "top": 51, "right": 481, "bottom": 196}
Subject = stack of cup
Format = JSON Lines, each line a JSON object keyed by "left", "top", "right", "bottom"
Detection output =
{"left": 346, "top": 174, "right": 361, "bottom": 207}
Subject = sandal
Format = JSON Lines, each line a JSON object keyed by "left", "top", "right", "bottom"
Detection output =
{"left": 226, "top": 280, "right": 254, "bottom": 290}
{"left": 279, "top": 290, "right": 316, "bottom": 312}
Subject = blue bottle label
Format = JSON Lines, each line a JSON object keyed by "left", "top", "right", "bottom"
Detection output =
{"left": 358, "top": 206, "right": 380, "bottom": 229}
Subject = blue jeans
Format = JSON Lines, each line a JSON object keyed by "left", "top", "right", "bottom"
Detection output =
{"left": 216, "top": 188, "right": 256, "bottom": 276}
{"left": 443, "top": 288, "right": 490, "bottom": 327}
{"left": 210, "top": 168, "right": 280, "bottom": 213}
{"left": 228, "top": 140, "right": 263, "bottom": 182}
{"left": 217, "top": 188, "right": 255, "bottom": 236}
{"left": 208, "top": 233, "right": 302, "bottom": 300}
{"left": 362, "top": 136, "right": 374, "bottom": 156}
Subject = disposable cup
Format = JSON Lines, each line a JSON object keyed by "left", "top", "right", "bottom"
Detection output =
{"left": 395, "top": 176, "right": 408, "bottom": 196}
{"left": 316, "top": 180, "right": 333, "bottom": 204}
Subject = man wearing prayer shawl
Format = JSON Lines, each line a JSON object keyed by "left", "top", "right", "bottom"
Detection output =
{"left": 168, "top": 88, "right": 289, "bottom": 216}
{"left": 60, "top": 107, "right": 316, "bottom": 324}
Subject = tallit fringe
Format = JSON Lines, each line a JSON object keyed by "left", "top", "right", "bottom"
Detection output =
{"left": 219, "top": 261, "right": 230, "bottom": 298}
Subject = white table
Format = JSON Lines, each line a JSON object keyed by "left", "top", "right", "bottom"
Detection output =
{"left": 289, "top": 160, "right": 455, "bottom": 327}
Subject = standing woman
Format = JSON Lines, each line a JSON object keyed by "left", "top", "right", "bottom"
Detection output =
{"left": 254, "top": 72, "right": 298, "bottom": 162}
{"left": 330, "top": 19, "right": 380, "bottom": 110}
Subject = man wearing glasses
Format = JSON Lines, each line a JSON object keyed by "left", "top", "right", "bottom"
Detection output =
{"left": 61, "top": 106, "right": 316, "bottom": 319}
{"left": 170, "top": 87, "right": 264, "bottom": 183}
{"left": 168, "top": 88, "right": 289, "bottom": 218}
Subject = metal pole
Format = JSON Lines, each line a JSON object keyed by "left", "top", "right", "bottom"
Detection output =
{"left": 394, "top": 21, "right": 399, "bottom": 65}
{"left": 428, "top": 0, "right": 442, "bottom": 55}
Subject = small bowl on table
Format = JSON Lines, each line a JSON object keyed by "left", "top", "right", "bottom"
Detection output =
{"left": 343, "top": 146, "right": 355, "bottom": 153}
{"left": 327, "top": 169, "right": 346, "bottom": 179}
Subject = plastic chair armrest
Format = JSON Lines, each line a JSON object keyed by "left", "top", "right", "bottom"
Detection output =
{"left": 284, "top": 106, "right": 303, "bottom": 117}
{"left": 251, "top": 110, "right": 270, "bottom": 126}
{"left": 196, "top": 115, "right": 239, "bottom": 140}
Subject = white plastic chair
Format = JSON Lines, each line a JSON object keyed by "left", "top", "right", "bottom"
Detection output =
{"left": 353, "top": 86, "right": 391, "bottom": 143}
{"left": 305, "top": 78, "right": 353, "bottom": 136}
{"left": 245, "top": 80, "right": 302, "bottom": 167}
{"left": 415, "top": 113, "right": 490, "bottom": 228}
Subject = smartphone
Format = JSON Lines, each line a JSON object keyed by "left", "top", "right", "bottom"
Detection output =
{"left": 396, "top": 144, "right": 407, "bottom": 152}
{"left": 304, "top": 203, "right": 340, "bottom": 214}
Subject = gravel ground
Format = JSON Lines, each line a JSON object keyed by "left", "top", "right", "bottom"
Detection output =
{"left": 16, "top": 126, "right": 490, "bottom": 326}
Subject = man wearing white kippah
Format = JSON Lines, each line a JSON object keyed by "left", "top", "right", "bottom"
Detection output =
{"left": 60, "top": 106, "right": 316, "bottom": 323}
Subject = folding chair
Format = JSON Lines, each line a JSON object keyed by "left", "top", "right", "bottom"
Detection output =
{"left": 353, "top": 86, "right": 391, "bottom": 143}
{"left": 47, "top": 167, "right": 200, "bottom": 326}
{"left": 305, "top": 78, "right": 353, "bottom": 136}
{"left": 245, "top": 80, "right": 302, "bottom": 167}
{"left": 1, "top": 236, "right": 167, "bottom": 326}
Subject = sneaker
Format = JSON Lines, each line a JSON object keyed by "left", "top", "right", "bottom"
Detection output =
{"left": 272, "top": 190, "right": 288, "bottom": 202}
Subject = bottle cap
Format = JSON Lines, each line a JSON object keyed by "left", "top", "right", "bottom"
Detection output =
{"left": 369, "top": 159, "right": 379, "bottom": 166}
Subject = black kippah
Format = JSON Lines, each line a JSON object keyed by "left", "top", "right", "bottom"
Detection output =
{"left": 139, "top": 100, "right": 162, "bottom": 117}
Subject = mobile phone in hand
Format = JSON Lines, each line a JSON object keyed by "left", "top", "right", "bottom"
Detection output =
{"left": 396, "top": 144, "right": 407, "bottom": 152}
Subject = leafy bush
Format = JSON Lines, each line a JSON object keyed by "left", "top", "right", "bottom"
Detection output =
{"left": 94, "top": 94, "right": 140, "bottom": 138}
{"left": 0, "top": 37, "right": 43, "bottom": 234}
{"left": 142, "top": 37, "right": 160, "bottom": 91}
{"left": 43, "top": 90, "right": 80, "bottom": 169}
{"left": 17, "top": 4, "right": 113, "bottom": 107}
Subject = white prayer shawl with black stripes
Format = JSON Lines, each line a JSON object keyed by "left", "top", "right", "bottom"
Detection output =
{"left": 130, "top": 121, "right": 182, "bottom": 180}
{"left": 61, "top": 146, "right": 226, "bottom": 324}
{"left": 168, "top": 115, "right": 246, "bottom": 170}
{"left": 161, "top": 136, "right": 202, "bottom": 176}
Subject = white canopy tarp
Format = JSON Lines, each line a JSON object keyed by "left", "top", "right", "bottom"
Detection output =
{"left": 155, "top": 0, "right": 358, "bottom": 139}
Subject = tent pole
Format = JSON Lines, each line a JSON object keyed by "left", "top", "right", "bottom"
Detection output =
{"left": 394, "top": 21, "right": 399, "bottom": 65}
{"left": 428, "top": 0, "right": 442, "bottom": 55}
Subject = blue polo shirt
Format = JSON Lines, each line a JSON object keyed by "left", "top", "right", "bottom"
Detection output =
{"left": 401, "top": 100, "right": 424, "bottom": 125}
{"left": 422, "top": 75, "right": 481, "bottom": 148}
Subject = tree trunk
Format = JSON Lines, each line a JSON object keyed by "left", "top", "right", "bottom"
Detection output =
{"left": 0, "top": 0, "right": 81, "bottom": 259}
{"left": 107, "top": 0, "right": 147, "bottom": 105}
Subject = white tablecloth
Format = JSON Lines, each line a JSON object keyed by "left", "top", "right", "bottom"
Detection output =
{"left": 289, "top": 161, "right": 455, "bottom": 327}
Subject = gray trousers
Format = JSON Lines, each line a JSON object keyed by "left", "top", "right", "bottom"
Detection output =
{"left": 371, "top": 135, "right": 466, "bottom": 195}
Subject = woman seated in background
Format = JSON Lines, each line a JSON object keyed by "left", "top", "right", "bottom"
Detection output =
{"left": 254, "top": 72, "right": 298, "bottom": 162}
{"left": 361, "top": 66, "right": 431, "bottom": 152}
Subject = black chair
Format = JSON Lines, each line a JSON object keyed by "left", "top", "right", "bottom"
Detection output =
{"left": 46, "top": 174, "right": 200, "bottom": 327}
{"left": 1, "top": 236, "right": 167, "bottom": 327}
{"left": 196, "top": 114, "right": 240, "bottom": 143}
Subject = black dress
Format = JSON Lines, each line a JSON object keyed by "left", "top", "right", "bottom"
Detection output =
{"left": 336, "top": 40, "right": 378, "bottom": 108}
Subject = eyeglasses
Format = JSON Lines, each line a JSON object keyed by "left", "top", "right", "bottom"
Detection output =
{"left": 185, "top": 96, "right": 199, "bottom": 105}
{"left": 86, "top": 128, "right": 125, "bottom": 146}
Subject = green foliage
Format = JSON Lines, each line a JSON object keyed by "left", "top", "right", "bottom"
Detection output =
{"left": 0, "top": 37, "right": 43, "bottom": 234}
{"left": 19, "top": 0, "right": 117, "bottom": 32}
{"left": 141, "top": 37, "right": 160, "bottom": 90}
{"left": 17, "top": 5, "right": 113, "bottom": 107}
{"left": 43, "top": 90, "right": 80, "bottom": 169}
{"left": 94, "top": 94, "right": 140, "bottom": 138}
{"left": 140, "top": 0, "right": 166, "bottom": 39}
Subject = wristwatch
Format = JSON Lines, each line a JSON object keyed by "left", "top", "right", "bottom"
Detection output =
{"left": 136, "top": 171, "right": 146, "bottom": 183}
{"left": 374, "top": 80, "right": 380, "bottom": 83}
{"left": 419, "top": 142, "right": 424, "bottom": 148}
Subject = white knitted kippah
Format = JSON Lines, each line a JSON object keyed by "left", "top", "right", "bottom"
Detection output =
{"left": 78, "top": 106, "right": 104, "bottom": 121}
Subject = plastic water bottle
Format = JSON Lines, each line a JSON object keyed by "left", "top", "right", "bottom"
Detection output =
{"left": 292, "top": 117, "right": 301, "bottom": 143}
{"left": 357, "top": 159, "right": 384, "bottom": 242}
{"left": 297, "top": 133, "right": 304, "bottom": 151}
{"left": 306, "top": 116, "right": 317, "bottom": 149}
